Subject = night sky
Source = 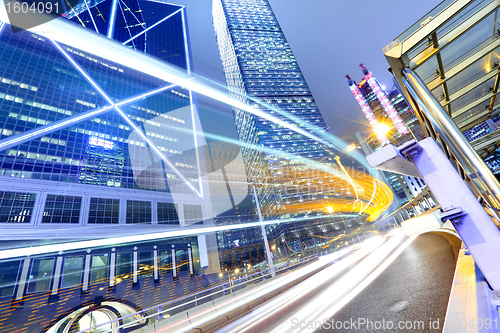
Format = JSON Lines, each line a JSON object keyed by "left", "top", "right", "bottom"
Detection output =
{"left": 174, "top": 0, "right": 440, "bottom": 142}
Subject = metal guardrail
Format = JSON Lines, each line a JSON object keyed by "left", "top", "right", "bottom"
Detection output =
{"left": 76, "top": 255, "right": 322, "bottom": 333}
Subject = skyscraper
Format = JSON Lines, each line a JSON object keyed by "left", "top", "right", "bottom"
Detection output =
{"left": 213, "top": 0, "right": 352, "bottom": 255}
{"left": 347, "top": 66, "right": 426, "bottom": 204}
{"left": 0, "top": 2, "right": 222, "bottom": 273}
{"left": 65, "top": 0, "right": 189, "bottom": 67}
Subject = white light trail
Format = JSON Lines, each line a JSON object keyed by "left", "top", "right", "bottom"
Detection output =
{"left": 0, "top": 83, "right": 178, "bottom": 152}
{"left": 0, "top": 214, "right": 353, "bottom": 260}
{"left": 83, "top": 0, "right": 99, "bottom": 33}
{"left": 0, "top": 8, "right": 375, "bottom": 180}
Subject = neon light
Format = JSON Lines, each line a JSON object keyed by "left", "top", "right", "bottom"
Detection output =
{"left": 122, "top": 7, "right": 183, "bottom": 46}
{"left": 361, "top": 64, "right": 410, "bottom": 135}
{"left": 89, "top": 136, "right": 114, "bottom": 149}
{"left": 346, "top": 75, "right": 389, "bottom": 145}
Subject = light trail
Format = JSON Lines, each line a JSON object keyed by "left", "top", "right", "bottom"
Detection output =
{"left": 0, "top": 214, "right": 366, "bottom": 260}
{"left": 216, "top": 231, "right": 412, "bottom": 333}
{"left": 142, "top": 236, "right": 387, "bottom": 333}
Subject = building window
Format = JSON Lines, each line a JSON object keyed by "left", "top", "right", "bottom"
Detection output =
{"left": 126, "top": 200, "right": 151, "bottom": 224}
{"left": 60, "top": 256, "right": 84, "bottom": 288}
{"left": 88, "top": 198, "right": 119, "bottom": 224}
{"left": 157, "top": 202, "right": 179, "bottom": 225}
{"left": 0, "top": 191, "right": 37, "bottom": 223}
{"left": 42, "top": 195, "right": 82, "bottom": 224}
{"left": 159, "top": 250, "right": 171, "bottom": 276}
{"left": 27, "top": 258, "right": 54, "bottom": 293}
{"left": 116, "top": 253, "right": 132, "bottom": 282}
{"left": 0, "top": 260, "right": 20, "bottom": 296}
{"left": 138, "top": 251, "right": 153, "bottom": 278}
{"left": 184, "top": 204, "right": 203, "bottom": 225}
{"left": 90, "top": 254, "right": 109, "bottom": 284}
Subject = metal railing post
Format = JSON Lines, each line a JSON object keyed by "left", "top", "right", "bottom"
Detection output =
{"left": 402, "top": 68, "right": 500, "bottom": 210}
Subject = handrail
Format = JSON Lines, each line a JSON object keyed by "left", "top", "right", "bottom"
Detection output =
{"left": 402, "top": 68, "right": 500, "bottom": 214}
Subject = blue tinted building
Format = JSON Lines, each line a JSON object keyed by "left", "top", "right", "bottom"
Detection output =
{"left": 65, "top": 0, "right": 189, "bottom": 67}
{"left": 0, "top": 0, "right": 225, "bottom": 292}
{"left": 213, "top": 0, "right": 355, "bottom": 257}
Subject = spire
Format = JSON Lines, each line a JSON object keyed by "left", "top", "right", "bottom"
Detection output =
{"left": 359, "top": 63, "right": 369, "bottom": 76}
{"left": 345, "top": 74, "right": 354, "bottom": 86}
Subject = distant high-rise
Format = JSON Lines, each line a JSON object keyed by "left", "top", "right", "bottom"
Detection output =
{"left": 213, "top": 0, "right": 341, "bottom": 255}
{"left": 347, "top": 67, "right": 426, "bottom": 204}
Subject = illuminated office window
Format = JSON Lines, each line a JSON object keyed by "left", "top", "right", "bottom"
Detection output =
{"left": 183, "top": 204, "right": 202, "bottom": 225}
{"left": 0, "top": 191, "right": 36, "bottom": 223}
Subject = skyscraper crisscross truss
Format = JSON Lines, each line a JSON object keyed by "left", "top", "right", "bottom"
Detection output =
{"left": 213, "top": 0, "right": 348, "bottom": 253}
{"left": 66, "top": 0, "right": 187, "bottom": 67}
{"left": 0, "top": 28, "right": 196, "bottom": 192}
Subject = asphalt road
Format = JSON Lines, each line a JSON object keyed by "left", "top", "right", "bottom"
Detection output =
{"left": 317, "top": 233, "right": 456, "bottom": 333}
{"left": 212, "top": 233, "right": 457, "bottom": 333}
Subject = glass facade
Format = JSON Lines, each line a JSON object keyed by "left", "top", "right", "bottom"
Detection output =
{"left": 0, "top": 27, "right": 192, "bottom": 191}
{"left": 66, "top": 0, "right": 188, "bottom": 67}
{"left": 88, "top": 197, "right": 120, "bottom": 224}
{"left": 384, "top": 0, "right": 500, "bottom": 183}
{"left": 212, "top": 0, "right": 389, "bottom": 257}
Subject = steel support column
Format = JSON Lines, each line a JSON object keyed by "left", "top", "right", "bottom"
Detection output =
{"left": 252, "top": 186, "right": 275, "bottom": 277}
{"left": 405, "top": 138, "right": 500, "bottom": 292}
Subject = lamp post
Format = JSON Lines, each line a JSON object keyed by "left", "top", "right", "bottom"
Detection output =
{"left": 251, "top": 185, "right": 276, "bottom": 278}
